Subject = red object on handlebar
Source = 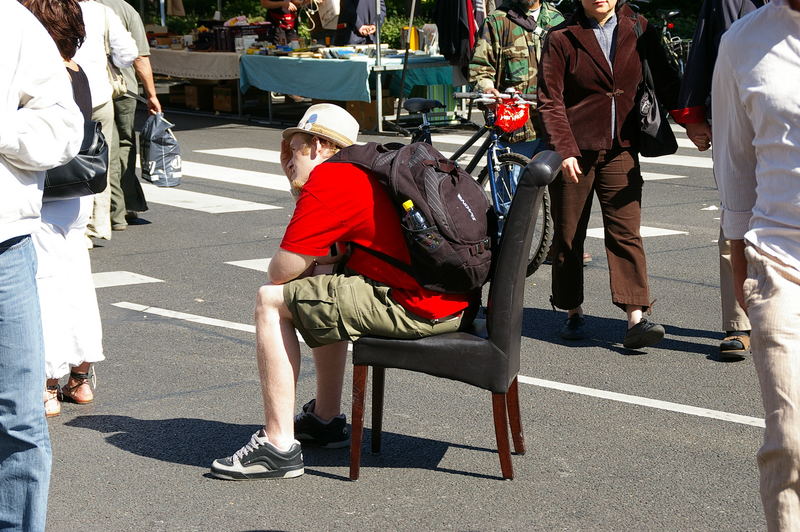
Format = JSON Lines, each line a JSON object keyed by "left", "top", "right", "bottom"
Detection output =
{"left": 495, "top": 102, "right": 530, "bottom": 133}
{"left": 667, "top": 22, "right": 675, "bottom": 29}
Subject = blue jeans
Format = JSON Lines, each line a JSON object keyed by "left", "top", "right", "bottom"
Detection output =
{"left": 0, "top": 235, "right": 51, "bottom": 532}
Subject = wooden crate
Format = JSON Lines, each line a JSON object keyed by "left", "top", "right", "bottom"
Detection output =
{"left": 184, "top": 84, "right": 214, "bottom": 111}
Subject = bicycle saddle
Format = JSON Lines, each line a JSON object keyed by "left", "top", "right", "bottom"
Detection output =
{"left": 403, "top": 98, "right": 444, "bottom": 114}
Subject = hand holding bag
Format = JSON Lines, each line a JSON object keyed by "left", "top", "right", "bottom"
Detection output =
{"left": 44, "top": 120, "right": 109, "bottom": 200}
{"left": 632, "top": 18, "right": 678, "bottom": 157}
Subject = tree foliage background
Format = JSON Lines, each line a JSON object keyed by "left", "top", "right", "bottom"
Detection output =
{"left": 134, "top": 0, "right": 700, "bottom": 45}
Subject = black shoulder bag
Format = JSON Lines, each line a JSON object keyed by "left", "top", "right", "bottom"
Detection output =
{"left": 631, "top": 17, "right": 678, "bottom": 158}
{"left": 44, "top": 120, "right": 108, "bottom": 201}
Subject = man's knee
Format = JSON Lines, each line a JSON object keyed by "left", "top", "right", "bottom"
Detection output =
{"left": 255, "top": 284, "right": 291, "bottom": 322}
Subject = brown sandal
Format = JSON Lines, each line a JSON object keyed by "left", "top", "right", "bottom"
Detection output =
{"left": 44, "top": 385, "right": 61, "bottom": 417}
{"left": 60, "top": 371, "right": 94, "bottom": 404}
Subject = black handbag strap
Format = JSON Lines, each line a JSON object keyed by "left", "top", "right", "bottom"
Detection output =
{"left": 630, "top": 16, "right": 656, "bottom": 91}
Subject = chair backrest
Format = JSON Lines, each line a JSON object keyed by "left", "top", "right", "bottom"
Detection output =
{"left": 485, "top": 150, "right": 562, "bottom": 378}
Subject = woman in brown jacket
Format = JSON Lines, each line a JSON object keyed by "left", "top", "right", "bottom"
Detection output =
{"left": 538, "top": 0, "right": 679, "bottom": 349}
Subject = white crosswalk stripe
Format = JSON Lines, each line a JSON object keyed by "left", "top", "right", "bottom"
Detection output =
{"left": 225, "top": 258, "right": 271, "bottom": 272}
{"left": 141, "top": 183, "right": 280, "bottom": 213}
{"left": 93, "top": 271, "right": 164, "bottom": 289}
{"left": 182, "top": 160, "right": 290, "bottom": 191}
{"left": 586, "top": 226, "right": 689, "bottom": 239}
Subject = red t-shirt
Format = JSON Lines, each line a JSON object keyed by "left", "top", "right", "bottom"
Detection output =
{"left": 280, "top": 162, "right": 470, "bottom": 319}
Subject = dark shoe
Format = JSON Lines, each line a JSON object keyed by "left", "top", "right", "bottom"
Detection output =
{"left": 560, "top": 315, "right": 586, "bottom": 340}
{"left": 719, "top": 331, "right": 750, "bottom": 360}
{"left": 125, "top": 211, "right": 139, "bottom": 222}
{"left": 544, "top": 250, "right": 592, "bottom": 266}
{"left": 623, "top": 319, "right": 665, "bottom": 349}
{"left": 294, "top": 399, "right": 350, "bottom": 448}
{"left": 210, "top": 430, "right": 304, "bottom": 480}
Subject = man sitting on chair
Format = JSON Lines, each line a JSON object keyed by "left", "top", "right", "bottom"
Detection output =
{"left": 211, "top": 104, "right": 473, "bottom": 480}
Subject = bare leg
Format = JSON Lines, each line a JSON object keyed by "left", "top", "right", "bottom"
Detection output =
{"left": 311, "top": 342, "right": 348, "bottom": 421}
{"left": 568, "top": 306, "right": 583, "bottom": 318}
{"left": 626, "top": 306, "right": 643, "bottom": 329}
{"left": 254, "top": 284, "right": 302, "bottom": 451}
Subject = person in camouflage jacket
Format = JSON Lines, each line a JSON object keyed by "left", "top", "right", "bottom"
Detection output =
{"left": 469, "top": 0, "right": 564, "bottom": 146}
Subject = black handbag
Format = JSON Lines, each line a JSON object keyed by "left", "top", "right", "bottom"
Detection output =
{"left": 632, "top": 18, "right": 678, "bottom": 158}
{"left": 44, "top": 120, "right": 108, "bottom": 200}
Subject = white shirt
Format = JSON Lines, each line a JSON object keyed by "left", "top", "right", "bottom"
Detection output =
{"left": 712, "top": 0, "right": 800, "bottom": 272}
{"left": 0, "top": 0, "right": 83, "bottom": 243}
{"left": 73, "top": 0, "right": 138, "bottom": 107}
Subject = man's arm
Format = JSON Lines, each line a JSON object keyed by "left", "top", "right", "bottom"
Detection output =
{"left": 712, "top": 33, "right": 757, "bottom": 310}
{"left": 133, "top": 56, "right": 162, "bottom": 114}
{"left": 268, "top": 249, "right": 316, "bottom": 285}
{"left": 469, "top": 17, "right": 501, "bottom": 95}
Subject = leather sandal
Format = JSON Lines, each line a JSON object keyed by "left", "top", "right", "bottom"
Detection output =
{"left": 44, "top": 385, "right": 61, "bottom": 417}
{"left": 60, "top": 371, "right": 94, "bottom": 404}
{"left": 719, "top": 333, "right": 750, "bottom": 359}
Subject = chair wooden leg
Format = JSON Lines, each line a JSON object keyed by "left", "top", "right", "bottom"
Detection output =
{"left": 491, "top": 393, "right": 514, "bottom": 480}
{"left": 506, "top": 377, "right": 525, "bottom": 455}
{"left": 371, "top": 367, "right": 385, "bottom": 454}
{"left": 350, "top": 365, "right": 368, "bottom": 481}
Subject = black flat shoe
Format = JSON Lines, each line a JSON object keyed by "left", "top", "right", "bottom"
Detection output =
{"left": 560, "top": 315, "right": 586, "bottom": 340}
{"left": 623, "top": 319, "right": 665, "bottom": 349}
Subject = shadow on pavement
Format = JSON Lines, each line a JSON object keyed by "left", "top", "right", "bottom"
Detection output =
{"left": 521, "top": 307, "right": 720, "bottom": 358}
{"left": 65, "top": 415, "right": 503, "bottom": 480}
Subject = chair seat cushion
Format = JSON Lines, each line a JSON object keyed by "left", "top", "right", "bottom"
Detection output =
{"left": 353, "top": 332, "right": 513, "bottom": 393}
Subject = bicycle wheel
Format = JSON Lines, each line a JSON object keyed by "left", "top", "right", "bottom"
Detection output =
{"left": 477, "top": 152, "right": 553, "bottom": 276}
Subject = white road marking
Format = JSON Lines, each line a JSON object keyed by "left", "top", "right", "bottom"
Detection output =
{"left": 586, "top": 225, "right": 689, "bottom": 239}
{"left": 111, "top": 301, "right": 351, "bottom": 350}
{"left": 518, "top": 375, "right": 765, "bottom": 428}
{"left": 640, "top": 154, "right": 713, "bottom": 169}
{"left": 642, "top": 172, "right": 686, "bottom": 181}
{"left": 141, "top": 183, "right": 280, "bottom": 213}
{"left": 701, "top": 205, "right": 719, "bottom": 211}
{"left": 183, "top": 160, "right": 290, "bottom": 191}
{"left": 677, "top": 137, "right": 706, "bottom": 150}
{"left": 195, "top": 147, "right": 280, "bottom": 164}
{"left": 93, "top": 271, "right": 164, "bottom": 289}
{"left": 226, "top": 258, "right": 271, "bottom": 272}
{"left": 109, "top": 303, "right": 762, "bottom": 428}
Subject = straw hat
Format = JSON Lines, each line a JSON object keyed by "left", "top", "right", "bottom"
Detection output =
{"left": 282, "top": 103, "right": 359, "bottom": 148}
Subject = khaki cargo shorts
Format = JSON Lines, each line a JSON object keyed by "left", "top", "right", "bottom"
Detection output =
{"left": 283, "top": 273, "right": 463, "bottom": 348}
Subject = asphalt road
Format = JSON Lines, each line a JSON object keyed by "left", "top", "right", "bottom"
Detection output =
{"left": 45, "top": 108, "right": 766, "bottom": 531}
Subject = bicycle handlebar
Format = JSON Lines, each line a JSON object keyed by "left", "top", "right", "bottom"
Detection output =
{"left": 454, "top": 91, "right": 537, "bottom": 103}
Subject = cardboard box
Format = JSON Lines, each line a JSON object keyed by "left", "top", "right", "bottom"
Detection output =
{"left": 213, "top": 86, "right": 239, "bottom": 113}
{"left": 168, "top": 84, "right": 186, "bottom": 107}
{"left": 346, "top": 91, "right": 397, "bottom": 130}
{"left": 184, "top": 84, "right": 214, "bottom": 111}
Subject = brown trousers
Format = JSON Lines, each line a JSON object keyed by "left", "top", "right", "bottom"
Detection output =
{"left": 549, "top": 148, "right": 650, "bottom": 311}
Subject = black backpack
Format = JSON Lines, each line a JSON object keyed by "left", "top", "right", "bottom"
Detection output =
{"left": 328, "top": 142, "right": 492, "bottom": 294}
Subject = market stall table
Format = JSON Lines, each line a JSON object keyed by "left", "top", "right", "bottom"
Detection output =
{"left": 239, "top": 54, "right": 454, "bottom": 130}
{"left": 149, "top": 48, "right": 242, "bottom": 79}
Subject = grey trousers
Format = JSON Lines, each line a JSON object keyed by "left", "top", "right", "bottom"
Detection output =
{"left": 112, "top": 96, "right": 148, "bottom": 217}
{"left": 87, "top": 100, "right": 115, "bottom": 240}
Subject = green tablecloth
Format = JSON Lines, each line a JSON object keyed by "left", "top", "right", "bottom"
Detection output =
{"left": 239, "top": 54, "right": 453, "bottom": 102}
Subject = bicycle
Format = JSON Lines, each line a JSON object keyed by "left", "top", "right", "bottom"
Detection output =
{"left": 402, "top": 92, "right": 553, "bottom": 277}
{"left": 656, "top": 8, "right": 692, "bottom": 77}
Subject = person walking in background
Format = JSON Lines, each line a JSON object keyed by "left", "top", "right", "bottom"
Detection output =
{"left": 712, "top": 1, "right": 800, "bottom": 528}
{"left": 537, "top": 0, "right": 680, "bottom": 348}
{"left": 669, "top": 0, "right": 767, "bottom": 361}
{"left": 74, "top": 0, "right": 137, "bottom": 244}
{"left": 24, "top": 0, "right": 106, "bottom": 418}
{"left": 98, "top": 0, "right": 162, "bottom": 228}
{"left": 0, "top": 1, "right": 83, "bottom": 528}
{"left": 469, "top": 0, "right": 564, "bottom": 158}
{"left": 335, "top": 0, "right": 386, "bottom": 45}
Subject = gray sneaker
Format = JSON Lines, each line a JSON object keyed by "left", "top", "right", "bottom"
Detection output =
{"left": 294, "top": 399, "right": 350, "bottom": 448}
{"left": 210, "top": 430, "right": 304, "bottom": 480}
